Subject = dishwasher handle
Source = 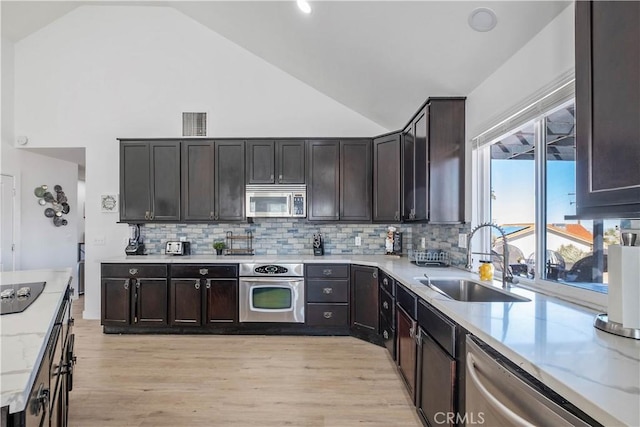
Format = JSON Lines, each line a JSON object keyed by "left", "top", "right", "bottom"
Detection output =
{"left": 466, "top": 354, "right": 536, "bottom": 427}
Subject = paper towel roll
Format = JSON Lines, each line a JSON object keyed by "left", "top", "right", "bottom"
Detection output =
{"left": 608, "top": 245, "right": 640, "bottom": 329}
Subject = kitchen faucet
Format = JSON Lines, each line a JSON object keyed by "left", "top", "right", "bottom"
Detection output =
{"left": 465, "top": 222, "right": 518, "bottom": 288}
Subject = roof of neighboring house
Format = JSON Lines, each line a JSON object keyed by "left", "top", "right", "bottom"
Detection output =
{"left": 494, "top": 223, "right": 593, "bottom": 246}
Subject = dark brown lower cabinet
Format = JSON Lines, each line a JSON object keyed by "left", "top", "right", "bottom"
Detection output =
{"left": 101, "top": 277, "right": 131, "bottom": 325}
{"left": 396, "top": 304, "right": 417, "bottom": 401}
{"left": 205, "top": 278, "right": 238, "bottom": 324}
{"left": 170, "top": 278, "right": 202, "bottom": 326}
{"left": 134, "top": 279, "right": 168, "bottom": 325}
{"left": 418, "top": 331, "right": 456, "bottom": 426}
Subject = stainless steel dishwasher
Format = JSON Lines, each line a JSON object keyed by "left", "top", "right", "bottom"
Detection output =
{"left": 465, "top": 335, "right": 600, "bottom": 426}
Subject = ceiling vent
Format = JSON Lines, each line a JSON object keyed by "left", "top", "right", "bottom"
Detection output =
{"left": 182, "top": 112, "right": 207, "bottom": 137}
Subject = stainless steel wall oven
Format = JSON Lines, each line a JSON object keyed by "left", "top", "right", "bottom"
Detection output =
{"left": 239, "top": 263, "right": 305, "bottom": 323}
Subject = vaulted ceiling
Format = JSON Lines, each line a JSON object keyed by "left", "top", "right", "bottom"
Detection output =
{"left": 1, "top": 1, "right": 572, "bottom": 131}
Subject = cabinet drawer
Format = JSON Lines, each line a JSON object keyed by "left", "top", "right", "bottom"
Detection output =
{"left": 171, "top": 264, "right": 238, "bottom": 279}
{"left": 379, "top": 270, "right": 395, "bottom": 296}
{"left": 396, "top": 285, "right": 417, "bottom": 319}
{"left": 306, "top": 304, "right": 349, "bottom": 327}
{"left": 379, "top": 288, "right": 395, "bottom": 323}
{"left": 101, "top": 263, "right": 167, "bottom": 278}
{"left": 305, "top": 264, "right": 349, "bottom": 279}
{"left": 307, "top": 279, "right": 349, "bottom": 303}
{"left": 418, "top": 300, "right": 457, "bottom": 357}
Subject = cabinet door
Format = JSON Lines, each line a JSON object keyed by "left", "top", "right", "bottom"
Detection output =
{"left": 413, "top": 108, "right": 428, "bottom": 221}
{"left": 134, "top": 279, "right": 167, "bottom": 325}
{"left": 575, "top": 1, "right": 640, "bottom": 217}
{"left": 247, "top": 140, "right": 275, "bottom": 184}
{"left": 397, "top": 305, "right": 417, "bottom": 402}
{"left": 402, "top": 125, "right": 415, "bottom": 220}
{"left": 149, "top": 141, "right": 181, "bottom": 221}
{"left": 101, "top": 278, "right": 131, "bottom": 325}
{"left": 120, "top": 142, "right": 151, "bottom": 221}
{"left": 307, "top": 140, "right": 340, "bottom": 221}
{"left": 350, "top": 265, "right": 378, "bottom": 332}
{"left": 170, "top": 278, "right": 203, "bottom": 326}
{"left": 277, "top": 140, "right": 305, "bottom": 184}
{"left": 418, "top": 330, "right": 456, "bottom": 427}
{"left": 373, "top": 133, "right": 401, "bottom": 222}
{"left": 215, "top": 140, "right": 245, "bottom": 221}
{"left": 182, "top": 141, "right": 215, "bottom": 221}
{"left": 205, "top": 278, "right": 238, "bottom": 323}
{"left": 429, "top": 99, "right": 466, "bottom": 223}
{"left": 340, "top": 140, "right": 372, "bottom": 221}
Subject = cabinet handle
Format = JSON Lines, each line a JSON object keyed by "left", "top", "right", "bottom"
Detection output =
{"left": 373, "top": 271, "right": 377, "bottom": 279}
{"left": 322, "top": 287, "right": 333, "bottom": 294}
{"left": 150, "top": 211, "right": 154, "bottom": 220}
{"left": 214, "top": 214, "right": 219, "bottom": 221}
{"left": 383, "top": 301, "right": 389, "bottom": 309}
{"left": 279, "top": 174, "right": 283, "bottom": 181}
{"left": 145, "top": 211, "right": 150, "bottom": 220}
{"left": 383, "top": 278, "right": 388, "bottom": 286}
{"left": 323, "top": 311, "right": 333, "bottom": 319}
{"left": 129, "top": 268, "right": 138, "bottom": 275}
{"left": 409, "top": 325, "right": 415, "bottom": 339}
{"left": 33, "top": 383, "right": 49, "bottom": 416}
{"left": 270, "top": 174, "right": 274, "bottom": 181}
{"left": 209, "top": 212, "right": 214, "bottom": 220}
{"left": 206, "top": 280, "right": 211, "bottom": 289}
{"left": 199, "top": 268, "right": 209, "bottom": 275}
{"left": 136, "top": 281, "right": 140, "bottom": 289}
{"left": 383, "top": 330, "right": 389, "bottom": 339}
{"left": 322, "top": 269, "right": 332, "bottom": 276}
{"left": 123, "top": 280, "right": 129, "bottom": 290}
{"left": 194, "top": 281, "right": 200, "bottom": 290}
{"left": 394, "top": 211, "right": 399, "bottom": 221}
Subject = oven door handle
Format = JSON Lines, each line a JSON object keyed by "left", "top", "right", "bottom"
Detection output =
{"left": 240, "top": 278, "right": 302, "bottom": 283}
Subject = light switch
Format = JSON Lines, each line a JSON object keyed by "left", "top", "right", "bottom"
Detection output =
{"left": 420, "top": 237, "right": 426, "bottom": 249}
{"left": 94, "top": 235, "right": 106, "bottom": 246}
{"left": 458, "top": 233, "right": 467, "bottom": 248}
{"left": 355, "top": 236, "right": 362, "bottom": 246}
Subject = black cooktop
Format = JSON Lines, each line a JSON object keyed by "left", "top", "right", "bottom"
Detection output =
{"left": 0, "top": 282, "right": 46, "bottom": 315}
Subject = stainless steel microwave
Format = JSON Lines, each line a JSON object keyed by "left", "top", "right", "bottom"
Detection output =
{"left": 245, "top": 185, "right": 306, "bottom": 218}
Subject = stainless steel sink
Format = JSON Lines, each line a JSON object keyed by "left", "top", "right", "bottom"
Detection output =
{"left": 418, "top": 279, "right": 530, "bottom": 303}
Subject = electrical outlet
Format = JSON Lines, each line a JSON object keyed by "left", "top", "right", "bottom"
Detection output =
{"left": 458, "top": 233, "right": 467, "bottom": 248}
{"left": 355, "top": 236, "right": 362, "bottom": 246}
{"left": 180, "top": 236, "right": 187, "bottom": 242}
{"left": 420, "top": 237, "right": 426, "bottom": 249}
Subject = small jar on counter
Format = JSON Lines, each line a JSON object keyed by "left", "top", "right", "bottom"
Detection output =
{"left": 478, "top": 260, "right": 494, "bottom": 281}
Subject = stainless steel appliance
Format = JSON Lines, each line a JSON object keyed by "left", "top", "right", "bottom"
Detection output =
{"left": 239, "top": 263, "right": 305, "bottom": 323}
{"left": 125, "top": 224, "right": 145, "bottom": 255}
{"left": 465, "top": 335, "right": 596, "bottom": 426}
{"left": 245, "top": 185, "right": 306, "bottom": 218}
{"left": 165, "top": 241, "right": 191, "bottom": 255}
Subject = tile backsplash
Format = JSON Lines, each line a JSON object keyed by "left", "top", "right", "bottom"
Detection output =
{"left": 142, "top": 219, "right": 409, "bottom": 256}
{"left": 411, "top": 223, "right": 471, "bottom": 266}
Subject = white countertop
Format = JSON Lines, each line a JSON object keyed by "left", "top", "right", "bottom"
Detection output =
{"left": 103, "top": 255, "right": 640, "bottom": 426}
{"left": 0, "top": 268, "right": 72, "bottom": 413}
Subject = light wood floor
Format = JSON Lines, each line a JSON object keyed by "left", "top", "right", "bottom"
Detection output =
{"left": 68, "top": 297, "right": 422, "bottom": 426}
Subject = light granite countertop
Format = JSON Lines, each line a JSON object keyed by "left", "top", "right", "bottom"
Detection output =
{"left": 103, "top": 255, "right": 640, "bottom": 426}
{"left": 0, "top": 268, "right": 72, "bottom": 414}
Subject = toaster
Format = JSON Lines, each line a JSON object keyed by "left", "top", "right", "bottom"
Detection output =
{"left": 165, "top": 241, "right": 191, "bottom": 255}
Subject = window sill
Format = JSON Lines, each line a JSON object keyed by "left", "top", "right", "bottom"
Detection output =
{"left": 512, "top": 276, "right": 607, "bottom": 312}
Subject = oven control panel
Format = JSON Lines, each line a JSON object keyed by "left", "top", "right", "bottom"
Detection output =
{"left": 255, "top": 265, "right": 289, "bottom": 275}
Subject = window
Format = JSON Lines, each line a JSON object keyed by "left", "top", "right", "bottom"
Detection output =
{"left": 476, "top": 98, "right": 624, "bottom": 300}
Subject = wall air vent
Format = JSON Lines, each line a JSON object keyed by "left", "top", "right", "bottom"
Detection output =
{"left": 182, "top": 112, "right": 207, "bottom": 137}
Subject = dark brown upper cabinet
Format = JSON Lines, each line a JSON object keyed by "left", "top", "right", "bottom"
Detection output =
{"left": 120, "top": 140, "right": 180, "bottom": 222}
{"left": 340, "top": 140, "right": 372, "bottom": 222}
{"left": 307, "top": 139, "right": 372, "bottom": 221}
{"left": 575, "top": 1, "right": 640, "bottom": 218}
{"left": 373, "top": 132, "right": 402, "bottom": 222}
{"left": 181, "top": 140, "right": 245, "bottom": 222}
{"left": 215, "top": 140, "right": 246, "bottom": 221}
{"left": 401, "top": 98, "right": 465, "bottom": 224}
{"left": 307, "top": 140, "right": 340, "bottom": 221}
{"left": 246, "top": 140, "right": 305, "bottom": 184}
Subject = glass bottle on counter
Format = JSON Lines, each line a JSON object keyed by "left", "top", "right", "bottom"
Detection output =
{"left": 479, "top": 260, "right": 494, "bottom": 281}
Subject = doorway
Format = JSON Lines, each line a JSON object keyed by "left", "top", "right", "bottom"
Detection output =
{"left": 1, "top": 174, "right": 16, "bottom": 272}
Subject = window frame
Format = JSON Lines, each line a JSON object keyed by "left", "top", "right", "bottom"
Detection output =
{"left": 472, "top": 97, "right": 607, "bottom": 311}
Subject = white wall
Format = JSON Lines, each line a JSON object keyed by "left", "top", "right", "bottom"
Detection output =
{"left": 19, "top": 151, "right": 79, "bottom": 291}
{"left": 12, "top": 5, "right": 387, "bottom": 319}
{"left": 464, "top": 4, "right": 575, "bottom": 222}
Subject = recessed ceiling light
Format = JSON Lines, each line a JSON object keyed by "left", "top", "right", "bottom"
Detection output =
{"left": 469, "top": 7, "right": 497, "bottom": 32}
{"left": 297, "top": 0, "right": 311, "bottom": 14}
